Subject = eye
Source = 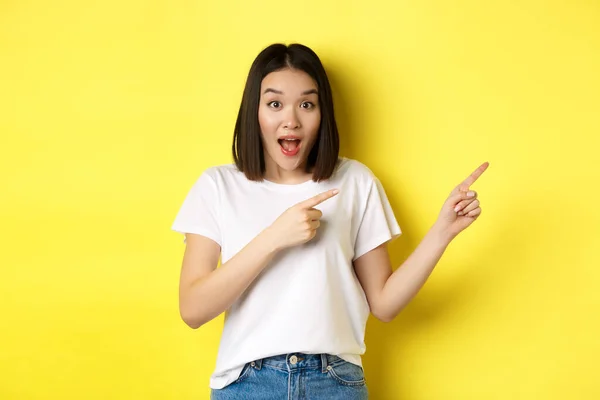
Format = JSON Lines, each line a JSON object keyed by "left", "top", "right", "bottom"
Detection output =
{"left": 267, "top": 101, "right": 282, "bottom": 109}
{"left": 300, "top": 102, "right": 315, "bottom": 109}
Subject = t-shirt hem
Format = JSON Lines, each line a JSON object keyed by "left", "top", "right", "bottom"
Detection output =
{"left": 172, "top": 226, "right": 222, "bottom": 246}
{"left": 353, "top": 230, "right": 402, "bottom": 261}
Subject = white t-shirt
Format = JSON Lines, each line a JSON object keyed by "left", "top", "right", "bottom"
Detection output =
{"left": 171, "top": 157, "right": 401, "bottom": 389}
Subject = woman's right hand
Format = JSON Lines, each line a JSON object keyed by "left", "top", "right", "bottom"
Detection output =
{"left": 266, "top": 189, "right": 339, "bottom": 251}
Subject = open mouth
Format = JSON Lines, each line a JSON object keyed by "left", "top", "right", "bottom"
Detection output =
{"left": 278, "top": 138, "right": 302, "bottom": 156}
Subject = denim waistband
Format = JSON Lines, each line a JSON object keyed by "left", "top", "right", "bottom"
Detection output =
{"left": 250, "top": 353, "right": 346, "bottom": 374}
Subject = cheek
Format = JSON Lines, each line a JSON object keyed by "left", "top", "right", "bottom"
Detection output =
{"left": 258, "top": 107, "right": 277, "bottom": 135}
{"left": 257, "top": 108, "right": 267, "bottom": 133}
{"left": 304, "top": 111, "right": 321, "bottom": 135}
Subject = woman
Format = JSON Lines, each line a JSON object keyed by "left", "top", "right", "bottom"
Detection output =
{"left": 172, "top": 43, "right": 488, "bottom": 399}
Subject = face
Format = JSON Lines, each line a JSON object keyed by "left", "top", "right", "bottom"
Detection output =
{"left": 258, "top": 68, "right": 321, "bottom": 176}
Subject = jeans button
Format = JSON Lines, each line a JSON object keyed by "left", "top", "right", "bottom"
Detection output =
{"left": 290, "top": 355, "right": 298, "bottom": 365}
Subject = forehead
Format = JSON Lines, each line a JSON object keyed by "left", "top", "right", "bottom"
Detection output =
{"left": 261, "top": 68, "right": 317, "bottom": 92}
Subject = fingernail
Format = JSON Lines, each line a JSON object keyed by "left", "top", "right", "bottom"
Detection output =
{"left": 467, "top": 191, "right": 475, "bottom": 197}
{"left": 454, "top": 205, "right": 461, "bottom": 212}
{"left": 457, "top": 211, "right": 464, "bottom": 216}
{"left": 332, "top": 189, "right": 339, "bottom": 194}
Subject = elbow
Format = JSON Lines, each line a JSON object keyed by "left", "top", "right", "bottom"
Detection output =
{"left": 371, "top": 306, "right": 396, "bottom": 323}
{"left": 374, "top": 313, "right": 395, "bottom": 323}
{"left": 180, "top": 309, "right": 205, "bottom": 329}
{"left": 183, "top": 319, "right": 203, "bottom": 329}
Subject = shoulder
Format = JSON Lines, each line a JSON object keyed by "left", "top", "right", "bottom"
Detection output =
{"left": 336, "top": 157, "right": 378, "bottom": 185}
{"left": 189, "top": 163, "right": 245, "bottom": 192}
{"left": 201, "top": 163, "right": 241, "bottom": 181}
{"left": 200, "top": 164, "right": 245, "bottom": 184}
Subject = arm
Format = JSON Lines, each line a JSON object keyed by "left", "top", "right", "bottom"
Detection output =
{"left": 355, "top": 162, "right": 489, "bottom": 323}
{"left": 178, "top": 189, "right": 339, "bottom": 329}
{"left": 354, "top": 226, "right": 450, "bottom": 323}
{"left": 179, "top": 231, "right": 278, "bottom": 329}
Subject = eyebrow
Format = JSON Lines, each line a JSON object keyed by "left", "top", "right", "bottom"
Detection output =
{"left": 262, "top": 88, "right": 318, "bottom": 95}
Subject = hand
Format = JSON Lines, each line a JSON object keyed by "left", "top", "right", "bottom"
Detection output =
{"left": 433, "top": 162, "right": 489, "bottom": 241}
{"left": 266, "top": 189, "right": 340, "bottom": 251}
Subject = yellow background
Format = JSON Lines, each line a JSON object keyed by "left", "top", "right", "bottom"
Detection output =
{"left": 1, "top": 0, "right": 599, "bottom": 399}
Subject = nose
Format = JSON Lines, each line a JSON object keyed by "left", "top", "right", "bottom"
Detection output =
{"left": 283, "top": 107, "right": 300, "bottom": 130}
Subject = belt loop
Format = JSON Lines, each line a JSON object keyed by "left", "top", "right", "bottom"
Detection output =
{"left": 320, "top": 354, "right": 329, "bottom": 373}
{"left": 254, "top": 358, "right": 263, "bottom": 370}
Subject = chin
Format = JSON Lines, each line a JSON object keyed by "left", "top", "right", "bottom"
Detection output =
{"left": 268, "top": 149, "right": 306, "bottom": 171}
{"left": 276, "top": 157, "right": 305, "bottom": 171}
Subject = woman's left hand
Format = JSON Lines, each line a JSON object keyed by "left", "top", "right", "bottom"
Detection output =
{"left": 433, "top": 162, "right": 489, "bottom": 241}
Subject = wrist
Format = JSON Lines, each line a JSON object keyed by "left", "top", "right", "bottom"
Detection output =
{"left": 259, "top": 226, "right": 282, "bottom": 255}
{"left": 429, "top": 223, "right": 454, "bottom": 247}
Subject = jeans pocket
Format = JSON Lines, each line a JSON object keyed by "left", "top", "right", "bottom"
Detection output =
{"left": 233, "top": 362, "right": 254, "bottom": 384}
{"left": 326, "top": 358, "right": 366, "bottom": 387}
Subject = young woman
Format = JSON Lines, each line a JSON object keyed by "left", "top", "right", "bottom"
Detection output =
{"left": 172, "top": 43, "right": 488, "bottom": 399}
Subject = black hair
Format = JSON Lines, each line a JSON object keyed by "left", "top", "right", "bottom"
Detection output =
{"left": 232, "top": 43, "right": 340, "bottom": 181}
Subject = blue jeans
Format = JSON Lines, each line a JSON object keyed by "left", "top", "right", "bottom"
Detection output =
{"left": 210, "top": 353, "right": 369, "bottom": 399}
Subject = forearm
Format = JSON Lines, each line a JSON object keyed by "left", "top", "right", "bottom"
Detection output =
{"left": 181, "top": 229, "right": 279, "bottom": 328}
{"left": 379, "top": 225, "right": 452, "bottom": 321}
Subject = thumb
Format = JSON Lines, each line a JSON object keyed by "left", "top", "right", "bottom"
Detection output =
{"left": 447, "top": 190, "right": 475, "bottom": 209}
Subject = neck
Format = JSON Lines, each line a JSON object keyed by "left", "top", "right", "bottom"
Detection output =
{"left": 263, "top": 157, "right": 313, "bottom": 184}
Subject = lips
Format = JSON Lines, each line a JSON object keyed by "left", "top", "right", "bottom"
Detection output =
{"left": 278, "top": 135, "right": 302, "bottom": 156}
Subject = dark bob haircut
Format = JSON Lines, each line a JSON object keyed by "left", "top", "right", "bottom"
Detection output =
{"left": 232, "top": 43, "right": 340, "bottom": 182}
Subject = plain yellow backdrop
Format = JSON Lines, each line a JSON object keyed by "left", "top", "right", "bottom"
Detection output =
{"left": 1, "top": 0, "right": 599, "bottom": 399}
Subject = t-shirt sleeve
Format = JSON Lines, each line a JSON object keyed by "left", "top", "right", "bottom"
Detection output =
{"left": 171, "top": 171, "right": 221, "bottom": 246}
{"left": 353, "top": 177, "right": 401, "bottom": 260}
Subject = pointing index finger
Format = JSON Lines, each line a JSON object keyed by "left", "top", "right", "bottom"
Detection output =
{"left": 300, "top": 189, "right": 340, "bottom": 209}
{"left": 458, "top": 162, "right": 489, "bottom": 191}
